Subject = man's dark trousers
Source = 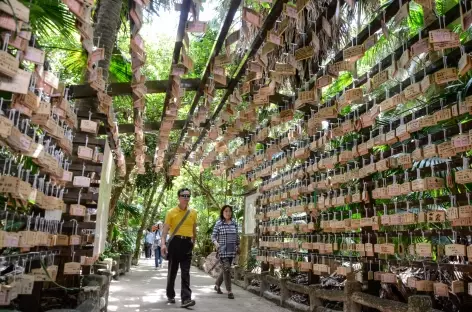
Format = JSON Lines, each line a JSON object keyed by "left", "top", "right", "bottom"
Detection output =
{"left": 144, "top": 243, "right": 152, "bottom": 258}
{"left": 166, "top": 236, "right": 193, "bottom": 301}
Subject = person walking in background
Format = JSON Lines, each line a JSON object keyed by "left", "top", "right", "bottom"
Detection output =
{"left": 153, "top": 222, "right": 163, "bottom": 268}
{"left": 212, "top": 205, "right": 240, "bottom": 299}
{"left": 160, "top": 188, "right": 197, "bottom": 308}
{"left": 144, "top": 228, "right": 154, "bottom": 259}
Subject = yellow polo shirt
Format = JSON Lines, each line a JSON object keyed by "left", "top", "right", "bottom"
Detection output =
{"left": 164, "top": 207, "right": 197, "bottom": 237}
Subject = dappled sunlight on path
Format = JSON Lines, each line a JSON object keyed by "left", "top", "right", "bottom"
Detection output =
{"left": 107, "top": 258, "right": 291, "bottom": 312}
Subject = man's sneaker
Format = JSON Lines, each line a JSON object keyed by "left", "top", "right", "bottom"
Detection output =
{"left": 181, "top": 299, "right": 195, "bottom": 308}
{"left": 167, "top": 298, "right": 175, "bottom": 304}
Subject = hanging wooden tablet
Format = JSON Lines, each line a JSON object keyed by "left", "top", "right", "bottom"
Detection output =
{"left": 322, "top": 16, "right": 331, "bottom": 37}
{"left": 0, "top": 40, "right": 19, "bottom": 78}
{"left": 452, "top": 281, "right": 464, "bottom": 294}
{"left": 80, "top": 113, "right": 98, "bottom": 135}
{"left": 372, "top": 69, "right": 389, "bottom": 89}
{"left": 215, "top": 54, "right": 230, "bottom": 66}
{"left": 214, "top": 74, "right": 226, "bottom": 86}
{"left": 181, "top": 52, "right": 194, "bottom": 71}
{"left": 295, "top": 46, "right": 314, "bottom": 61}
{"left": 364, "top": 34, "right": 377, "bottom": 51}
{"left": 416, "top": 242, "right": 432, "bottom": 257}
{"left": 343, "top": 45, "right": 364, "bottom": 62}
{"left": 434, "top": 67, "right": 458, "bottom": 85}
{"left": 458, "top": 52, "right": 472, "bottom": 76}
{"left": 24, "top": 46, "right": 45, "bottom": 65}
{"left": 275, "top": 63, "right": 296, "bottom": 75}
{"left": 445, "top": 243, "right": 466, "bottom": 256}
{"left": 242, "top": 7, "right": 261, "bottom": 27}
{"left": 462, "top": 3, "right": 472, "bottom": 30}
{"left": 411, "top": 38, "right": 431, "bottom": 57}
{"left": 0, "top": 13, "right": 22, "bottom": 32}
{"left": 245, "top": 71, "right": 262, "bottom": 82}
{"left": 226, "top": 30, "right": 240, "bottom": 47}
{"left": 267, "top": 31, "right": 283, "bottom": 46}
{"left": 404, "top": 82, "right": 421, "bottom": 100}
{"left": 0, "top": 69, "right": 31, "bottom": 94}
{"left": 64, "top": 261, "right": 80, "bottom": 275}
{"left": 394, "top": 2, "right": 409, "bottom": 24}
{"left": 433, "top": 282, "right": 449, "bottom": 297}
{"left": 316, "top": 75, "right": 332, "bottom": 88}
{"left": 186, "top": 21, "right": 207, "bottom": 33}
{"left": 73, "top": 164, "right": 91, "bottom": 188}
{"left": 284, "top": 3, "right": 298, "bottom": 19}
{"left": 0, "top": 0, "right": 29, "bottom": 22}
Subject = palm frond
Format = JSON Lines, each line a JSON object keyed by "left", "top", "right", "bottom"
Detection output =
{"left": 28, "top": 0, "right": 76, "bottom": 42}
{"left": 109, "top": 52, "right": 132, "bottom": 82}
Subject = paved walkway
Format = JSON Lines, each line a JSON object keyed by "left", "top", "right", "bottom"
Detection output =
{"left": 107, "top": 257, "right": 291, "bottom": 312}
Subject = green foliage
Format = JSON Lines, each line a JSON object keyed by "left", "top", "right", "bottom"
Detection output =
{"left": 186, "top": 28, "right": 217, "bottom": 78}
{"left": 29, "top": 0, "right": 76, "bottom": 42}
{"left": 107, "top": 200, "right": 142, "bottom": 254}
{"left": 322, "top": 72, "right": 353, "bottom": 102}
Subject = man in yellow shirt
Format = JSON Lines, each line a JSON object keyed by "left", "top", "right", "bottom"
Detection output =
{"left": 161, "top": 188, "right": 197, "bottom": 308}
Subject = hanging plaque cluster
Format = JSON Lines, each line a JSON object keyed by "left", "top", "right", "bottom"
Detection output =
{"left": 130, "top": 0, "right": 147, "bottom": 174}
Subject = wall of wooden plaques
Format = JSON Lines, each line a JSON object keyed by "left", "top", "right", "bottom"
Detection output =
{"left": 0, "top": 0, "right": 116, "bottom": 309}
{"left": 216, "top": 0, "right": 472, "bottom": 308}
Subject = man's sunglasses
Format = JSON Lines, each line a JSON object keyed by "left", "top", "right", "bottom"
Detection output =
{"left": 179, "top": 194, "right": 191, "bottom": 198}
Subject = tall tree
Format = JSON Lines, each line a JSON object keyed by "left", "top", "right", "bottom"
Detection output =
{"left": 93, "top": 0, "right": 124, "bottom": 81}
{"left": 108, "top": 163, "right": 134, "bottom": 220}
{"left": 132, "top": 181, "right": 160, "bottom": 263}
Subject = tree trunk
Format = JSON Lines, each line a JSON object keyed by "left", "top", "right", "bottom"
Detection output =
{"left": 122, "top": 185, "right": 136, "bottom": 228}
{"left": 107, "top": 166, "right": 133, "bottom": 242}
{"left": 132, "top": 182, "right": 160, "bottom": 264}
{"left": 108, "top": 165, "right": 133, "bottom": 219}
{"left": 94, "top": 0, "right": 123, "bottom": 81}
{"left": 147, "top": 182, "right": 168, "bottom": 228}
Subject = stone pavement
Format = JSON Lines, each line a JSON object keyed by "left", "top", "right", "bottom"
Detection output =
{"left": 107, "top": 257, "right": 291, "bottom": 312}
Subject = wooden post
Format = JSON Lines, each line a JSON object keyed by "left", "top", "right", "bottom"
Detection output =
{"left": 408, "top": 296, "right": 433, "bottom": 312}
{"left": 309, "top": 285, "right": 323, "bottom": 312}
{"left": 243, "top": 271, "right": 251, "bottom": 289}
{"left": 343, "top": 273, "right": 362, "bottom": 312}
{"left": 260, "top": 271, "right": 269, "bottom": 296}
{"left": 279, "top": 277, "right": 289, "bottom": 307}
{"left": 233, "top": 265, "right": 242, "bottom": 281}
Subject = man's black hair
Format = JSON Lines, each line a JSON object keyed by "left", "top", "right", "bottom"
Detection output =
{"left": 177, "top": 188, "right": 191, "bottom": 196}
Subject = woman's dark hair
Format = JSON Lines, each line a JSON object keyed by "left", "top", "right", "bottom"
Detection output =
{"left": 220, "top": 205, "right": 233, "bottom": 220}
{"left": 177, "top": 188, "right": 191, "bottom": 196}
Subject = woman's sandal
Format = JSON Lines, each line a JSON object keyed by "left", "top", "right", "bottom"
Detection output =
{"left": 214, "top": 285, "right": 223, "bottom": 294}
{"left": 228, "top": 293, "right": 235, "bottom": 299}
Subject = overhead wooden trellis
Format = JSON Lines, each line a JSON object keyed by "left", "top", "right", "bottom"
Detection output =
{"left": 154, "top": 0, "right": 194, "bottom": 173}
{"left": 163, "top": 0, "right": 245, "bottom": 167}
{"left": 185, "top": 0, "right": 289, "bottom": 164}
{"left": 68, "top": 78, "right": 228, "bottom": 98}
{"left": 129, "top": 0, "right": 147, "bottom": 174}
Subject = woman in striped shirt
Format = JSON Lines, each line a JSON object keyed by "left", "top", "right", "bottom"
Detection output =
{"left": 212, "top": 205, "right": 240, "bottom": 299}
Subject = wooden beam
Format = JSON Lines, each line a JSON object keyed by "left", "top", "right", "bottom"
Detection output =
{"left": 185, "top": 0, "right": 288, "bottom": 160}
{"left": 125, "top": 155, "right": 152, "bottom": 164}
{"left": 69, "top": 78, "right": 228, "bottom": 98}
{"left": 99, "top": 119, "right": 187, "bottom": 134}
{"left": 168, "top": 0, "right": 243, "bottom": 164}
{"left": 159, "top": 0, "right": 192, "bottom": 126}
